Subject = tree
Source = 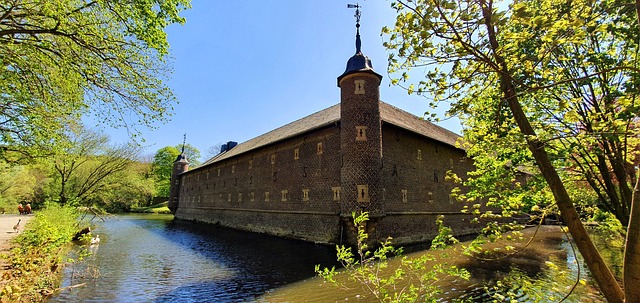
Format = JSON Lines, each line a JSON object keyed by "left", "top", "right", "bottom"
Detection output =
{"left": 177, "top": 143, "right": 201, "bottom": 167}
{"left": 0, "top": 161, "right": 37, "bottom": 212}
{"left": 0, "top": 0, "right": 191, "bottom": 159}
{"left": 151, "top": 144, "right": 200, "bottom": 197}
{"left": 383, "top": 0, "right": 638, "bottom": 301}
{"left": 51, "top": 127, "right": 140, "bottom": 206}
{"left": 151, "top": 146, "right": 181, "bottom": 197}
{"left": 91, "top": 161, "right": 155, "bottom": 212}
{"left": 205, "top": 143, "right": 225, "bottom": 160}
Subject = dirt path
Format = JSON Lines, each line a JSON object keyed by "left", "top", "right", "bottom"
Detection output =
{"left": 0, "top": 214, "right": 34, "bottom": 255}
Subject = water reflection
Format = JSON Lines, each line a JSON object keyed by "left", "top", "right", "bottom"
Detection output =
{"left": 48, "top": 214, "right": 338, "bottom": 303}
{"left": 261, "top": 226, "right": 608, "bottom": 303}
{"left": 49, "top": 215, "right": 611, "bottom": 303}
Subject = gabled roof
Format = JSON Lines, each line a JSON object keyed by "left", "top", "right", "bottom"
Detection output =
{"left": 200, "top": 101, "right": 462, "bottom": 168}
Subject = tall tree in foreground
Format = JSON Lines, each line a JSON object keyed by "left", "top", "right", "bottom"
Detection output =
{"left": 0, "top": 0, "right": 190, "bottom": 160}
{"left": 384, "top": 0, "right": 638, "bottom": 301}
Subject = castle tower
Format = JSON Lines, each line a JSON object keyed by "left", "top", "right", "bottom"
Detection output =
{"left": 338, "top": 6, "right": 384, "bottom": 234}
{"left": 168, "top": 149, "right": 189, "bottom": 214}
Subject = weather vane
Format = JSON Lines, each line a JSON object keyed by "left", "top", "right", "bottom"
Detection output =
{"left": 347, "top": 3, "right": 361, "bottom": 28}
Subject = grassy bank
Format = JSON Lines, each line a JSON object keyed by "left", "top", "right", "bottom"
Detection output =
{"left": 129, "top": 201, "right": 171, "bottom": 214}
{"left": 0, "top": 205, "right": 87, "bottom": 302}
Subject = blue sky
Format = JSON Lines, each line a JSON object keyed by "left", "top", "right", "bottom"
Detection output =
{"left": 101, "top": 0, "right": 462, "bottom": 162}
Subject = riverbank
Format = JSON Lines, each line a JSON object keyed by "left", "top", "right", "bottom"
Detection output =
{"left": 1, "top": 206, "right": 86, "bottom": 302}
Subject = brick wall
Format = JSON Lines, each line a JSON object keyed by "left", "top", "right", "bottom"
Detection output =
{"left": 376, "top": 124, "right": 479, "bottom": 245}
{"left": 175, "top": 125, "right": 344, "bottom": 244}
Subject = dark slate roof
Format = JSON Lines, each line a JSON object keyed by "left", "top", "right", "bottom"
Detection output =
{"left": 201, "top": 104, "right": 341, "bottom": 166}
{"left": 337, "top": 30, "right": 382, "bottom": 85}
{"left": 200, "top": 102, "right": 461, "bottom": 167}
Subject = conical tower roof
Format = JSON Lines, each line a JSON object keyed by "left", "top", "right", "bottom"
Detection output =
{"left": 337, "top": 18, "right": 382, "bottom": 86}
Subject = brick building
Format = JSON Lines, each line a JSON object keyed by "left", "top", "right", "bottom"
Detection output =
{"left": 168, "top": 21, "right": 477, "bottom": 246}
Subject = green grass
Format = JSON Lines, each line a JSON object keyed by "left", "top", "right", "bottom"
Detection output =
{"left": 130, "top": 201, "right": 171, "bottom": 214}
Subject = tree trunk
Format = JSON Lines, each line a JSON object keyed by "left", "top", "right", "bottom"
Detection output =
{"left": 624, "top": 176, "right": 640, "bottom": 302}
{"left": 478, "top": 1, "right": 625, "bottom": 301}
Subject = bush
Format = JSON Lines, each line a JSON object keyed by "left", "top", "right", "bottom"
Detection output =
{"left": 1, "top": 204, "right": 85, "bottom": 302}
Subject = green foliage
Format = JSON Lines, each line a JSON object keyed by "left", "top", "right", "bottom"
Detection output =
{"left": 1, "top": 204, "right": 86, "bottom": 302}
{"left": 152, "top": 146, "right": 181, "bottom": 197}
{"left": 151, "top": 144, "right": 199, "bottom": 197}
{"left": 0, "top": 0, "right": 191, "bottom": 158}
{"left": 50, "top": 127, "right": 142, "bottom": 207}
{"left": 383, "top": 1, "right": 638, "bottom": 300}
{"left": 316, "top": 212, "right": 470, "bottom": 302}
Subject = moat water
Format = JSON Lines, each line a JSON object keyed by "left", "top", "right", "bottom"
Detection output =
{"left": 48, "top": 214, "right": 610, "bottom": 302}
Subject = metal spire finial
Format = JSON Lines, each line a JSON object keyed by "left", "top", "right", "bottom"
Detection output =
{"left": 181, "top": 133, "right": 186, "bottom": 154}
{"left": 347, "top": 3, "right": 362, "bottom": 53}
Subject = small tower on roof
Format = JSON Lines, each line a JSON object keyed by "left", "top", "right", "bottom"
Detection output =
{"left": 339, "top": 4, "right": 384, "bottom": 243}
{"left": 168, "top": 134, "right": 189, "bottom": 214}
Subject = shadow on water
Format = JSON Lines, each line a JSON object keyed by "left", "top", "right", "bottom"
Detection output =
{"left": 48, "top": 214, "right": 339, "bottom": 303}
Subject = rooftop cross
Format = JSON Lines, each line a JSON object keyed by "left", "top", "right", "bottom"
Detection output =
{"left": 347, "top": 3, "right": 362, "bottom": 53}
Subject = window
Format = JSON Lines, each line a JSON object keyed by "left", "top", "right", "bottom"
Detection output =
{"left": 355, "top": 79, "right": 365, "bottom": 95}
{"left": 227, "top": 193, "right": 231, "bottom": 202}
{"left": 332, "top": 187, "right": 341, "bottom": 201}
{"left": 217, "top": 169, "right": 221, "bottom": 176}
{"left": 294, "top": 148, "right": 300, "bottom": 160}
{"left": 249, "top": 159, "right": 253, "bottom": 169}
{"left": 271, "top": 154, "right": 276, "bottom": 165}
{"left": 402, "top": 189, "right": 408, "bottom": 202}
{"left": 264, "top": 192, "right": 270, "bottom": 202}
{"left": 281, "top": 190, "right": 288, "bottom": 202}
{"left": 357, "top": 185, "right": 370, "bottom": 203}
{"left": 317, "top": 142, "right": 323, "bottom": 155}
{"left": 238, "top": 192, "right": 242, "bottom": 202}
{"left": 428, "top": 192, "right": 434, "bottom": 204}
{"left": 303, "top": 189, "right": 309, "bottom": 202}
{"left": 232, "top": 165, "right": 235, "bottom": 174}
{"left": 417, "top": 149, "right": 422, "bottom": 160}
{"left": 356, "top": 126, "right": 367, "bottom": 141}
{"left": 250, "top": 192, "right": 255, "bottom": 202}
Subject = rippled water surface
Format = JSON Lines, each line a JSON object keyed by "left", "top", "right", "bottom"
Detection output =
{"left": 48, "top": 214, "right": 338, "bottom": 303}
{"left": 49, "top": 215, "right": 610, "bottom": 303}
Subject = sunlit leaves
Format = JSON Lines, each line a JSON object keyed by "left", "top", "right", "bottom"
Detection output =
{"left": 0, "top": 0, "right": 191, "bottom": 158}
